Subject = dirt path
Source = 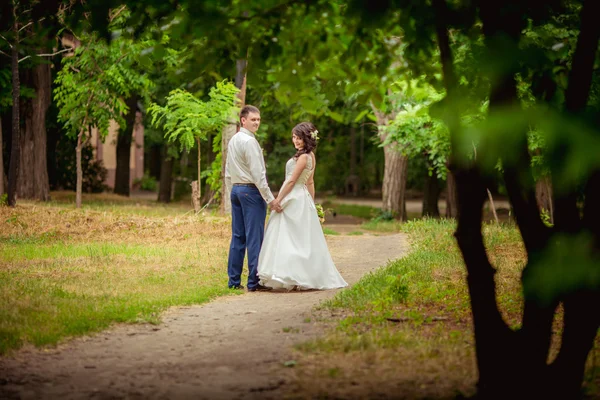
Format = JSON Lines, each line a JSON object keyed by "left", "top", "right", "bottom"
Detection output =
{"left": 0, "top": 231, "right": 409, "bottom": 400}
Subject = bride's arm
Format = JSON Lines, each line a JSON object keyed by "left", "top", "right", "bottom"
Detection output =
{"left": 306, "top": 172, "right": 315, "bottom": 199}
{"left": 306, "top": 154, "right": 316, "bottom": 199}
{"left": 276, "top": 154, "right": 308, "bottom": 204}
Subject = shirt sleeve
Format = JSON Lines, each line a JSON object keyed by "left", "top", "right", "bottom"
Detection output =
{"left": 225, "top": 143, "right": 232, "bottom": 195}
{"left": 246, "top": 138, "right": 275, "bottom": 204}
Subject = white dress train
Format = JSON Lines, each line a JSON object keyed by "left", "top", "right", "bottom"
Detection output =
{"left": 258, "top": 156, "right": 348, "bottom": 290}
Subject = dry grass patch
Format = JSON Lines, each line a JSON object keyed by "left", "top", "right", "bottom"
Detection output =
{"left": 0, "top": 196, "right": 233, "bottom": 354}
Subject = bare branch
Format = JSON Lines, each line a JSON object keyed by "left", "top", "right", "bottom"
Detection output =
{"left": 18, "top": 21, "right": 33, "bottom": 33}
{"left": 0, "top": 49, "right": 10, "bottom": 58}
{"left": 0, "top": 33, "right": 13, "bottom": 48}
{"left": 109, "top": 5, "right": 128, "bottom": 22}
{"left": 18, "top": 47, "right": 74, "bottom": 63}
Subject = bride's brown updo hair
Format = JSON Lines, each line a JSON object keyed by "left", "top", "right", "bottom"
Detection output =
{"left": 292, "top": 122, "right": 318, "bottom": 159}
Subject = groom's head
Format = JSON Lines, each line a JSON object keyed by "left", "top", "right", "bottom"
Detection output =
{"left": 240, "top": 105, "right": 261, "bottom": 134}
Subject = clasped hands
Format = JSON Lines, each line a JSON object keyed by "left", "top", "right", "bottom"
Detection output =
{"left": 269, "top": 199, "right": 283, "bottom": 213}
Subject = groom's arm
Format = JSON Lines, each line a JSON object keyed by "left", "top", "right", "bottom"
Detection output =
{"left": 246, "top": 139, "right": 275, "bottom": 204}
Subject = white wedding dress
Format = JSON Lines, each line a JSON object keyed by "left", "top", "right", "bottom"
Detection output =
{"left": 258, "top": 155, "right": 348, "bottom": 290}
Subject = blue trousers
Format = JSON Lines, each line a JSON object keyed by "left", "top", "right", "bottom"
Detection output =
{"left": 227, "top": 185, "right": 267, "bottom": 289}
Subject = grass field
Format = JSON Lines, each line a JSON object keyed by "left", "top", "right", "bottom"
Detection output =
{"left": 0, "top": 193, "right": 233, "bottom": 354}
{"left": 289, "top": 219, "right": 600, "bottom": 398}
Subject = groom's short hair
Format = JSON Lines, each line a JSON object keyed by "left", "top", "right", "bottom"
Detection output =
{"left": 240, "top": 105, "right": 260, "bottom": 123}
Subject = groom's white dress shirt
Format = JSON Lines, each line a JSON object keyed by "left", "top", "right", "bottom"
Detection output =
{"left": 225, "top": 127, "right": 275, "bottom": 204}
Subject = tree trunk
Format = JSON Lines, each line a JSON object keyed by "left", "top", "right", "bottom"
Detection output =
{"left": 0, "top": 117, "right": 4, "bottom": 197}
{"left": 149, "top": 145, "right": 162, "bottom": 180}
{"left": 221, "top": 58, "right": 247, "bottom": 214}
{"left": 345, "top": 126, "right": 360, "bottom": 196}
{"left": 17, "top": 61, "right": 51, "bottom": 201}
{"left": 8, "top": 11, "right": 20, "bottom": 207}
{"left": 202, "top": 131, "right": 214, "bottom": 203}
{"left": 372, "top": 105, "right": 408, "bottom": 220}
{"left": 422, "top": 170, "right": 441, "bottom": 218}
{"left": 75, "top": 129, "right": 84, "bottom": 208}
{"left": 157, "top": 147, "right": 174, "bottom": 203}
{"left": 114, "top": 94, "right": 138, "bottom": 196}
{"left": 382, "top": 144, "right": 408, "bottom": 220}
{"left": 445, "top": 169, "right": 458, "bottom": 218}
{"left": 194, "top": 137, "right": 201, "bottom": 209}
{"left": 535, "top": 175, "right": 553, "bottom": 224}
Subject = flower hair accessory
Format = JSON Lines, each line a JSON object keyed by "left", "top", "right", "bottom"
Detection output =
{"left": 310, "top": 130, "right": 319, "bottom": 140}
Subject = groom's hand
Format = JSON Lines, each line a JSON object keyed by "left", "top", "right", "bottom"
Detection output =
{"left": 269, "top": 199, "right": 283, "bottom": 213}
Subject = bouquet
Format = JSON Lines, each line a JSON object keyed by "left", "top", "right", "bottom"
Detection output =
{"left": 315, "top": 203, "right": 325, "bottom": 224}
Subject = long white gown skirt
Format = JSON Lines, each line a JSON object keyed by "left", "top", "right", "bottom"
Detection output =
{"left": 258, "top": 158, "right": 348, "bottom": 290}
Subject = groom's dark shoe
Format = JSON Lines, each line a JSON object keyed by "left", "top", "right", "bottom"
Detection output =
{"left": 248, "top": 284, "right": 272, "bottom": 292}
{"left": 229, "top": 284, "right": 245, "bottom": 290}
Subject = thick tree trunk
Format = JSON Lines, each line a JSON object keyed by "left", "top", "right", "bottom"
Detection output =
{"left": 157, "top": 148, "right": 174, "bottom": 203}
{"left": 114, "top": 94, "right": 139, "bottom": 196}
{"left": 381, "top": 145, "right": 408, "bottom": 220}
{"left": 17, "top": 61, "right": 51, "bottom": 201}
{"left": 221, "top": 58, "right": 247, "bottom": 214}
{"left": 422, "top": 170, "right": 441, "bottom": 218}
{"left": 149, "top": 145, "right": 162, "bottom": 180}
{"left": 8, "top": 14, "right": 20, "bottom": 207}
{"left": 373, "top": 106, "right": 407, "bottom": 220}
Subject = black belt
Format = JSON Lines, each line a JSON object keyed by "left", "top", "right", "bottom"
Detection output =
{"left": 233, "top": 183, "right": 256, "bottom": 188}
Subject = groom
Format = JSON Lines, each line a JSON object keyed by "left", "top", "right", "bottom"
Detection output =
{"left": 225, "top": 105, "right": 282, "bottom": 292}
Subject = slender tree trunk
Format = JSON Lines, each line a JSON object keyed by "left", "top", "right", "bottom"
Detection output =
{"left": 202, "top": 131, "right": 214, "bottom": 203}
{"left": 157, "top": 147, "right": 173, "bottom": 203}
{"left": 17, "top": 61, "right": 51, "bottom": 201}
{"left": 75, "top": 128, "right": 84, "bottom": 208}
{"left": 8, "top": 8, "right": 20, "bottom": 207}
{"left": 191, "top": 137, "right": 201, "bottom": 213}
{"left": 0, "top": 117, "right": 4, "bottom": 197}
{"left": 114, "top": 94, "right": 138, "bottom": 196}
{"left": 221, "top": 58, "right": 247, "bottom": 214}
{"left": 422, "top": 170, "right": 441, "bottom": 218}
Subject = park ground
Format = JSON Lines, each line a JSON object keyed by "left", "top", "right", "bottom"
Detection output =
{"left": 0, "top": 192, "right": 597, "bottom": 399}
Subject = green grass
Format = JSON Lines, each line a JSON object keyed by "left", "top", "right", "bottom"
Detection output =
{"left": 322, "top": 228, "right": 340, "bottom": 235}
{"left": 0, "top": 197, "right": 233, "bottom": 355}
{"left": 322, "top": 201, "right": 379, "bottom": 220}
{"left": 306, "top": 219, "right": 526, "bottom": 353}
{"left": 293, "top": 219, "right": 599, "bottom": 397}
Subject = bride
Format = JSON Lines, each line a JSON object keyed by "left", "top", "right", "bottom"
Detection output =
{"left": 257, "top": 122, "right": 348, "bottom": 290}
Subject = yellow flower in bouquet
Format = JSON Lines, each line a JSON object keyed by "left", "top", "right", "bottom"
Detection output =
{"left": 315, "top": 203, "right": 325, "bottom": 224}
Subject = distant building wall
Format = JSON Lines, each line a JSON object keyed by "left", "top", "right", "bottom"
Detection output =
{"left": 91, "top": 111, "right": 144, "bottom": 189}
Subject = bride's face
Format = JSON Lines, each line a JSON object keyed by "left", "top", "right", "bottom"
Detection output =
{"left": 292, "top": 133, "right": 304, "bottom": 150}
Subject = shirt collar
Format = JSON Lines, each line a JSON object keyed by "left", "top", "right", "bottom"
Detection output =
{"left": 240, "top": 127, "right": 255, "bottom": 136}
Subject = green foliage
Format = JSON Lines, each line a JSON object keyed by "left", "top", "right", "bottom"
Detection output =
{"left": 134, "top": 173, "right": 158, "bottom": 191}
{"left": 148, "top": 81, "right": 239, "bottom": 152}
{"left": 0, "top": 194, "right": 7, "bottom": 207}
{"left": 148, "top": 80, "right": 239, "bottom": 195}
{"left": 371, "top": 210, "right": 394, "bottom": 223}
{"left": 384, "top": 79, "right": 450, "bottom": 180}
{"left": 54, "top": 27, "right": 152, "bottom": 140}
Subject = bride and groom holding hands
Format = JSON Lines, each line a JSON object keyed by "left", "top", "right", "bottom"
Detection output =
{"left": 225, "top": 105, "right": 348, "bottom": 292}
